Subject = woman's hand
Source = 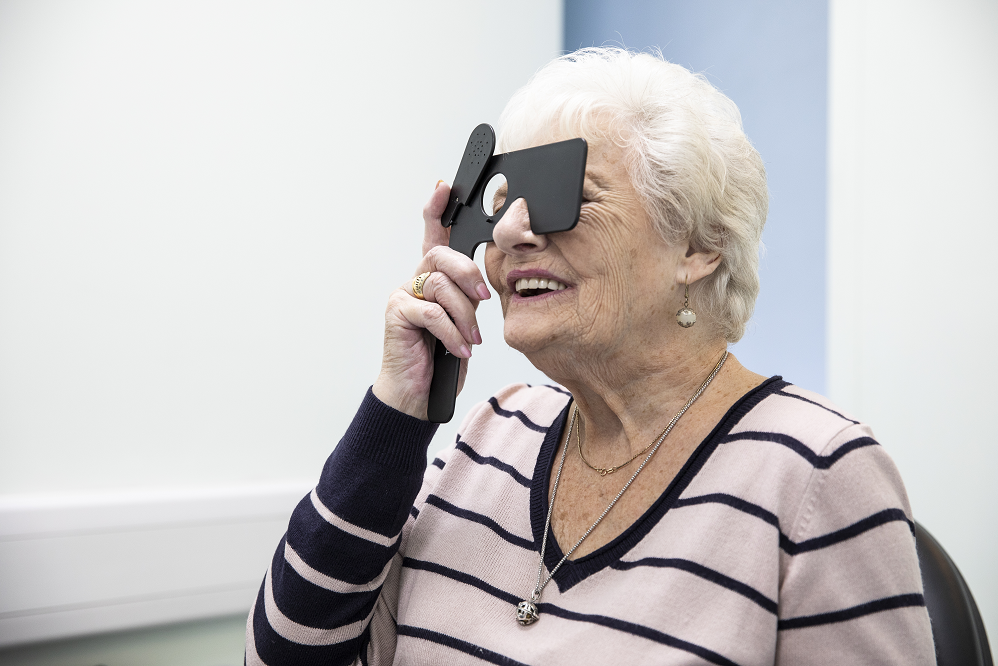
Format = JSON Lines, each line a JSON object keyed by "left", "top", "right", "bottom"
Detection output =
{"left": 372, "top": 182, "right": 491, "bottom": 419}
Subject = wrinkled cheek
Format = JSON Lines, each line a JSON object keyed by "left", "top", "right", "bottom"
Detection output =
{"left": 583, "top": 285, "right": 626, "bottom": 345}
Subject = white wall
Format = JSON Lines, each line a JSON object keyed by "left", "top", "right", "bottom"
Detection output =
{"left": 828, "top": 0, "right": 998, "bottom": 643}
{"left": 0, "top": 0, "right": 561, "bottom": 645}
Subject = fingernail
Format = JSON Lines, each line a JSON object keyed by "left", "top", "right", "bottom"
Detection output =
{"left": 460, "top": 345, "right": 472, "bottom": 358}
{"left": 472, "top": 326, "right": 482, "bottom": 345}
{"left": 476, "top": 282, "right": 491, "bottom": 300}
{"left": 435, "top": 179, "right": 445, "bottom": 190}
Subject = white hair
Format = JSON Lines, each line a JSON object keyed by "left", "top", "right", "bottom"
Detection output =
{"left": 497, "top": 47, "right": 768, "bottom": 343}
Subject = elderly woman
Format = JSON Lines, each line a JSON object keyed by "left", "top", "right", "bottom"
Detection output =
{"left": 246, "top": 48, "right": 934, "bottom": 665}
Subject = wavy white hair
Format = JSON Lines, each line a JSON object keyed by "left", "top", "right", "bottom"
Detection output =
{"left": 497, "top": 47, "right": 768, "bottom": 343}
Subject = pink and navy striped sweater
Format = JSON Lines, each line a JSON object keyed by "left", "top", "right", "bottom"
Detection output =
{"left": 246, "top": 378, "right": 936, "bottom": 665}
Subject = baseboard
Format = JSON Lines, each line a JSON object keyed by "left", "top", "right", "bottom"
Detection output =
{"left": 0, "top": 483, "right": 312, "bottom": 647}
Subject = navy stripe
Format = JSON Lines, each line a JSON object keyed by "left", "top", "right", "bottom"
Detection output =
{"left": 398, "top": 626, "right": 530, "bottom": 666}
{"left": 781, "top": 508, "right": 914, "bottom": 555}
{"left": 432, "top": 457, "right": 445, "bottom": 469}
{"left": 721, "top": 431, "right": 877, "bottom": 468}
{"left": 403, "top": 558, "right": 741, "bottom": 666}
{"left": 403, "top": 557, "right": 521, "bottom": 605}
{"left": 488, "top": 397, "right": 547, "bottom": 433}
{"left": 456, "top": 439, "right": 531, "bottom": 488}
{"left": 612, "top": 558, "right": 777, "bottom": 614}
{"left": 674, "top": 493, "right": 781, "bottom": 529}
{"left": 676, "top": 496, "right": 911, "bottom": 556}
{"left": 424, "top": 494, "right": 535, "bottom": 550}
{"left": 778, "top": 593, "right": 926, "bottom": 630}
{"left": 312, "top": 479, "right": 406, "bottom": 540}
{"left": 537, "top": 605, "right": 742, "bottom": 666}
{"left": 774, "top": 390, "right": 859, "bottom": 424}
{"left": 410, "top": 505, "right": 419, "bottom": 519}
{"left": 252, "top": 582, "right": 365, "bottom": 666}
{"left": 524, "top": 383, "right": 571, "bottom": 397}
{"left": 287, "top": 504, "right": 398, "bottom": 585}
{"left": 312, "top": 475, "right": 411, "bottom": 541}
{"left": 270, "top": 537, "right": 380, "bottom": 629}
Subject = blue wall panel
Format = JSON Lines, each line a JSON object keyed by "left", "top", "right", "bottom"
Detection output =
{"left": 565, "top": 0, "right": 828, "bottom": 392}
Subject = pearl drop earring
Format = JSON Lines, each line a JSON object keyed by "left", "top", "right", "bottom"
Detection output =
{"left": 676, "top": 278, "right": 696, "bottom": 328}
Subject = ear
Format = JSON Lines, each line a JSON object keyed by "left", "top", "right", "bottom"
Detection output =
{"left": 675, "top": 244, "right": 721, "bottom": 285}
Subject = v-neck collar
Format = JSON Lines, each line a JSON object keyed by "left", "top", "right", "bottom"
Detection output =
{"left": 529, "top": 376, "right": 786, "bottom": 593}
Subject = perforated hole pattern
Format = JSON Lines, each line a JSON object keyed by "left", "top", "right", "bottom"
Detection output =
{"left": 466, "top": 130, "right": 490, "bottom": 165}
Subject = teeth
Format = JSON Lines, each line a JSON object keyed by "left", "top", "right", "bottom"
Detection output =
{"left": 515, "top": 277, "right": 567, "bottom": 294}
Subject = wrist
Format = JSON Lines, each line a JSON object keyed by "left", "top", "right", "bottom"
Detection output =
{"left": 372, "top": 374, "right": 428, "bottom": 420}
{"left": 337, "top": 387, "right": 438, "bottom": 473}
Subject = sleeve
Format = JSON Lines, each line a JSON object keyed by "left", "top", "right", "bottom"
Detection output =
{"left": 245, "top": 387, "right": 439, "bottom": 666}
{"left": 356, "top": 399, "right": 490, "bottom": 666}
{"left": 774, "top": 423, "right": 937, "bottom": 665}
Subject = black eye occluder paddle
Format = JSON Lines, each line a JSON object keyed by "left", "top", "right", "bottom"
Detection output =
{"left": 428, "top": 124, "right": 587, "bottom": 423}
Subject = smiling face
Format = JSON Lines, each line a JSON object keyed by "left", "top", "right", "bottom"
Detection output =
{"left": 484, "top": 139, "right": 688, "bottom": 374}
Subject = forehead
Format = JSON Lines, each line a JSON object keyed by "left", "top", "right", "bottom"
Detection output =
{"left": 501, "top": 108, "right": 631, "bottom": 152}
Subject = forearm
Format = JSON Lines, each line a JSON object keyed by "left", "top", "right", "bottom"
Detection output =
{"left": 247, "top": 388, "right": 437, "bottom": 666}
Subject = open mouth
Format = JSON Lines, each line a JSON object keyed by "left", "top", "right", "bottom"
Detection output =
{"left": 515, "top": 277, "right": 568, "bottom": 298}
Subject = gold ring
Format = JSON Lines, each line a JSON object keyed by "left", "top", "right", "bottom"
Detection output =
{"left": 412, "top": 272, "right": 431, "bottom": 300}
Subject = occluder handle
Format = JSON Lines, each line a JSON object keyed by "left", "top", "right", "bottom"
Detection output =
{"left": 426, "top": 239, "right": 476, "bottom": 424}
{"left": 427, "top": 340, "right": 461, "bottom": 423}
{"left": 426, "top": 125, "right": 496, "bottom": 424}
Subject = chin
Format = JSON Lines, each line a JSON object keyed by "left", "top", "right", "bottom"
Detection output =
{"left": 502, "top": 318, "right": 557, "bottom": 356}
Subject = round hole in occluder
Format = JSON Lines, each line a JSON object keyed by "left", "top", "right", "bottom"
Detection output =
{"left": 482, "top": 173, "right": 508, "bottom": 216}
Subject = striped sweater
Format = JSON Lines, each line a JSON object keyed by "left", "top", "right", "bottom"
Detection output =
{"left": 246, "top": 377, "right": 936, "bottom": 665}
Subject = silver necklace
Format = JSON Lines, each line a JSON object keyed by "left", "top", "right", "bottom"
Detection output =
{"left": 516, "top": 350, "right": 729, "bottom": 625}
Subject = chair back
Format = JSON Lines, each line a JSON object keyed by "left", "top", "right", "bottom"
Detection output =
{"left": 915, "top": 521, "right": 993, "bottom": 666}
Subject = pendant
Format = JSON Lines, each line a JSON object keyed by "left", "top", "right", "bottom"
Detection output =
{"left": 516, "top": 599, "right": 539, "bottom": 625}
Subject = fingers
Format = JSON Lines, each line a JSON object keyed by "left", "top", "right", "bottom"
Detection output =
{"left": 415, "top": 245, "right": 491, "bottom": 303}
{"left": 423, "top": 181, "right": 452, "bottom": 256}
{"left": 408, "top": 270, "right": 482, "bottom": 349}
{"left": 406, "top": 181, "right": 494, "bottom": 356}
{"left": 389, "top": 288, "right": 473, "bottom": 359}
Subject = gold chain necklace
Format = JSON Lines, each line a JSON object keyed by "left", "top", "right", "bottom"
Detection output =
{"left": 576, "top": 412, "right": 654, "bottom": 476}
{"left": 516, "top": 350, "right": 729, "bottom": 625}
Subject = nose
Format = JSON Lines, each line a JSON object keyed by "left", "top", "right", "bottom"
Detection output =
{"left": 491, "top": 198, "right": 549, "bottom": 256}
